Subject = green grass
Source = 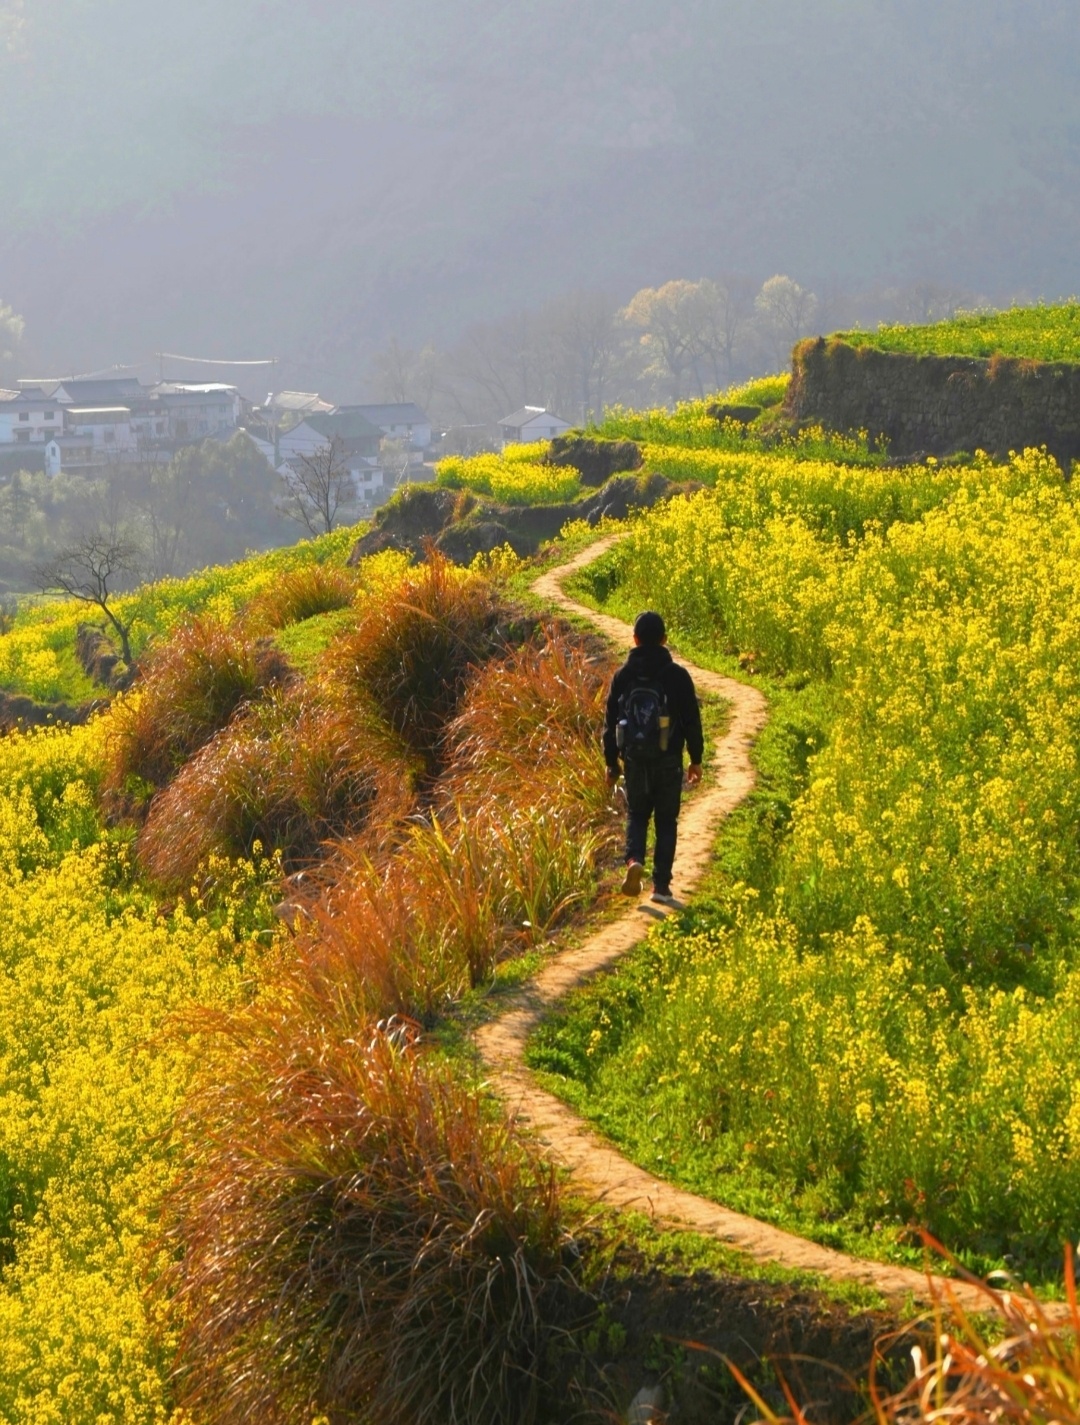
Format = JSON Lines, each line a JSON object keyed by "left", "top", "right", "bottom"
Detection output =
{"left": 523, "top": 669, "right": 918, "bottom": 1265}
{"left": 591, "top": 375, "right": 892, "bottom": 466}
{"left": 586, "top": 1210, "right": 892, "bottom": 1316}
{"left": 273, "top": 606, "right": 357, "bottom": 672}
{"left": 0, "top": 523, "right": 365, "bottom": 704}
{"left": 833, "top": 301, "right": 1080, "bottom": 363}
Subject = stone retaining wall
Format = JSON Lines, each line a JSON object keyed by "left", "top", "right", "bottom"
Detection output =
{"left": 785, "top": 338, "right": 1080, "bottom": 466}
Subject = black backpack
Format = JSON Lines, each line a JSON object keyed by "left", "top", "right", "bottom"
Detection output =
{"left": 617, "top": 676, "right": 671, "bottom": 760}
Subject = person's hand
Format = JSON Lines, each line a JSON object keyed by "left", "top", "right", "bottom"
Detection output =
{"left": 686, "top": 763, "right": 703, "bottom": 787}
{"left": 606, "top": 767, "right": 619, "bottom": 786}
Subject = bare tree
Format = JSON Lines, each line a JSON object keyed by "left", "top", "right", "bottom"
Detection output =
{"left": 755, "top": 275, "right": 820, "bottom": 368}
{"left": 378, "top": 436, "right": 413, "bottom": 489}
{"left": 884, "top": 280, "right": 974, "bottom": 325}
{"left": 538, "top": 290, "right": 623, "bottom": 423}
{"left": 371, "top": 338, "right": 439, "bottom": 412}
{"left": 106, "top": 445, "right": 191, "bottom": 581}
{"left": 37, "top": 530, "right": 142, "bottom": 666}
{"left": 448, "top": 311, "right": 541, "bottom": 424}
{"left": 280, "top": 437, "right": 353, "bottom": 536}
{"left": 695, "top": 277, "right": 759, "bottom": 389}
{"left": 622, "top": 280, "right": 713, "bottom": 403}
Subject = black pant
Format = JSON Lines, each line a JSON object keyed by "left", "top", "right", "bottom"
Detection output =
{"left": 623, "top": 754, "right": 683, "bottom": 892}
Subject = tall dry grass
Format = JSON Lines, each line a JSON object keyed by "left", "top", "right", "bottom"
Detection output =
{"left": 105, "top": 615, "right": 293, "bottom": 800}
{"left": 137, "top": 685, "right": 416, "bottom": 890}
{"left": 295, "top": 800, "right": 607, "bottom": 1024}
{"left": 441, "top": 626, "right": 615, "bottom": 819}
{"left": 870, "top": 1248, "right": 1080, "bottom": 1425}
{"left": 154, "top": 604, "right": 616, "bottom": 1422}
{"left": 161, "top": 1015, "right": 575, "bottom": 1425}
{"left": 732, "top": 1241, "right": 1080, "bottom": 1425}
{"left": 245, "top": 563, "right": 358, "bottom": 631}
{"left": 327, "top": 549, "right": 511, "bottom": 764}
{"left": 290, "top": 624, "right": 620, "bottom": 1020}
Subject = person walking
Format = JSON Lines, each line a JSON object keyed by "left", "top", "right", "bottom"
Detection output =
{"left": 604, "top": 610, "right": 703, "bottom": 904}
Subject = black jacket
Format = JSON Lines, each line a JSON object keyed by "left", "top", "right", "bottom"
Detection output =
{"left": 603, "top": 643, "right": 704, "bottom": 772}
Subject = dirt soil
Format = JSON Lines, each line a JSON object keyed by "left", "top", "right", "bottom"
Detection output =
{"left": 347, "top": 473, "right": 679, "bottom": 565}
{"left": 477, "top": 536, "right": 1052, "bottom": 1322}
{"left": 575, "top": 1248, "right": 914, "bottom": 1425}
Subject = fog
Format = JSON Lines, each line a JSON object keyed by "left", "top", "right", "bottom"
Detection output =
{"left": 1, "top": 0, "right": 1078, "bottom": 399}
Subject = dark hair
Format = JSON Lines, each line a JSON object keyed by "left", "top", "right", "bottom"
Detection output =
{"left": 633, "top": 611, "right": 666, "bottom": 646}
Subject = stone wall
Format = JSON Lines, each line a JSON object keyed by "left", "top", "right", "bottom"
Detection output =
{"left": 785, "top": 338, "right": 1080, "bottom": 466}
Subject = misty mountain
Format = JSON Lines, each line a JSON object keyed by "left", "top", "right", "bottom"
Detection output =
{"left": 1, "top": 0, "right": 1077, "bottom": 398}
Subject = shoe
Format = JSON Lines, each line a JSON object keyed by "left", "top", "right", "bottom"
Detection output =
{"left": 650, "top": 887, "right": 675, "bottom": 905}
{"left": 621, "top": 861, "right": 645, "bottom": 895}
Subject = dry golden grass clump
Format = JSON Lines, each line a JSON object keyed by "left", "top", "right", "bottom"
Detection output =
{"left": 868, "top": 1249, "right": 1080, "bottom": 1425}
{"left": 245, "top": 563, "right": 358, "bottom": 631}
{"left": 147, "top": 582, "right": 618, "bottom": 1421}
{"left": 328, "top": 550, "right": 510, "bottom": 765}
{"left": 735, "top": 1242, "right": 1080, "bottom": 1425}
{"left": 161, "top": 1014, "right": 574, "bottom": 1425}
{"left": 294, "top": 801, "right": 605, "bottom": 1024}
{"left": 291, "top": 624, "right": 619, "bottom": 1021}
{"left": 105, "top": 614, "right": 293, "bottom": 800}
{"left": 442, "top": 626, "right": 615, "bottom": 819}
{"left": 137, "top": 684, "right": 416, "bottom": 889}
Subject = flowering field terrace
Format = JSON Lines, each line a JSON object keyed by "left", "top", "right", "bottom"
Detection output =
{"left": 532, "top": 443, "right": 1080, "bottom": 1287}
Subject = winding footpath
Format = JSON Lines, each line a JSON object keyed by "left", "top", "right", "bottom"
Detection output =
{"left": 476, "top": 536, "right": 1043, "bottom": 1319}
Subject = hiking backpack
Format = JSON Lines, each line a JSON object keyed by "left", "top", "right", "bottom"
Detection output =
{"left": 617, "top": 676, "right": 671, "bottom": 760}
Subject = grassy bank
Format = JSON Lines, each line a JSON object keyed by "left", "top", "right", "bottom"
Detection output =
{"left": 833, "top": 300, "right": 1080, "bottom": 363}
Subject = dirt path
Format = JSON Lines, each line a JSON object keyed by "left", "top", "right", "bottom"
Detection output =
{"left": 476, "top": 536, "right": 1037, "bottom": 1318}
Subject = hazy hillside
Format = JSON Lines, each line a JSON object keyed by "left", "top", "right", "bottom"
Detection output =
{"left": 2, "top": 0, "right": 1078, "bottom": 395}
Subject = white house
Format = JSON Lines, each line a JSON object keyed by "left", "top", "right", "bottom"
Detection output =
{"left": 351, "top": 465, "right": 388, "bottom": 505}
{"left": 65, "top": 407, "right": 136, "bottom": 452}
{"left": 342, "top": 403, "right": 432, "bottom": 454}
{"left": 265, "top": 390, "right": 335, "bottom": 419}
{"left": 151, "top": 383, "right": 241, "bottom": 440}
{"left": 44, "top": 437, "right": 96, "bottom": 476}
{"left": 48, "top": 377, "right": 144, "bottom": 407}
{"left": 274, "top": 409, "right": 388, "bottom": 504}
{"left": 276, "top": 419, "right": 333, "bottom": 463}
{"left": 497, "top": 406, "right": 572, "bottom": 446}
{"left": 245, "top": 432, "right": 278, "bottom": 466}
{"left": 0, "top": 388, "right": 64, "bottom": 446}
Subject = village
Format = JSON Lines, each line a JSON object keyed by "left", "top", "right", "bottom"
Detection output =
{"left": 0, "top": 375, "right": 572, "bottom": 507}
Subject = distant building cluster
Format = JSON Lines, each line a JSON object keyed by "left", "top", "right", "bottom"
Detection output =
{"left": 0, "top": 378, "right": 445, "bottom": 509}
{"left": 0, "top": 373, "right": 573, "bottom": 505}
{"left": 0, "top": 377, "right": 241, "bottom": 477}
{"left": 246, "top": 395, "right": 433, "bottom": 505}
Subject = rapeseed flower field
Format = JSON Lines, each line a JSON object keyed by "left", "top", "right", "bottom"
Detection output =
{"left": 9, "top": 400, "right": 1080, "bottom": 1417}
{"left": 0, "top": 521, "right": 619, "bottom": 1420}
{"left": 0, "top": 718, "right": 271, "bottom": 1421}
{"left": 833, "top": 300, "right": 1080, "bottom": 362}
{"left": 534, "top": 444, "right": 1080, "bottom": 1283}
{"left": 0, "top": 523, "right": 360, "bottom": 706}
{"left": 435, "top": 444, "right": 582, "bottom": 503}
